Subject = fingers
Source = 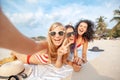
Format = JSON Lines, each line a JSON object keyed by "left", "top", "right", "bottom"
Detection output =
{"left": 58, "top": 47, "right": 68, "bottom": 55}
{"left": 62, "top": 38, "right": 73, "bottom": 47}
{"left": 64, "top": 41, "right": 73, "bottom": 48}
{"left": 58, "top": 38, "right": 73, "bottom": 56}
{"left": 73, "top": 57, "right": 82, "bottom": 65}
{"left": 58, "top": 45, "right": 69, "bottom": 55}
{"left": 73, "top": 63, "right": 81, "bottom": 72}
{"left": 62, "top": 38, "right": 68, "bottom": 46}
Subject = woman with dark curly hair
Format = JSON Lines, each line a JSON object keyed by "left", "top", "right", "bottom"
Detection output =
{"left": 74, "top": 19, "right": 94, "bottom": 64}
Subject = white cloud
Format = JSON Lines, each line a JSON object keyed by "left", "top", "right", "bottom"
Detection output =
{"left": 8, "top": 13, "right": 33, "bottom": 24}
{"left": 5, "top": 0, "right": 119, "bottom": 37}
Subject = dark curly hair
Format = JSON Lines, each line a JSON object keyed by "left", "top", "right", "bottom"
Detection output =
{"left": 75, "top": 19, "right": 95, "bottom": 42}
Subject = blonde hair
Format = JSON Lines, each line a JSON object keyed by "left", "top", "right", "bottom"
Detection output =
{"left": 47, "top": 22, "right": 65, "bottom": 62}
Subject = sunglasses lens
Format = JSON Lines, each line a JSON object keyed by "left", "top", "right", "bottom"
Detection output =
{"left": 58, "top": 31, "right": 64, "bottom": 36}
{"left": 50, "top": 32, "right": 56, "bottom": 36}
{"left": 72, "top": 32, "right": 75, "bottom": 35}
{"left": 67, "top": 32, "right": 75, "bottom": 37}
{"left": 67, "top": 33, "right": 71, "bottom": 37}
{"left": 50, "top": 31, "right": 64, "bottom": 36}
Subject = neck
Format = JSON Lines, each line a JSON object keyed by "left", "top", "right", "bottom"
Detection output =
{"left": 78, "top": 35, "right": 82, "bottom": 39}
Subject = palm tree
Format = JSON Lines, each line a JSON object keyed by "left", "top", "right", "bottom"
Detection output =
{"left": 111, "top": 7, "right": 120, "bottom": 38}
{"left": 95, "top": 16, "right": 107, "bottom": 39}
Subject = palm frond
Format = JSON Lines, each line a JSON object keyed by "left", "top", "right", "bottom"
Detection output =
{"left": 114, "top": 9, "right": 120, "bottom": 15}
{"left": 110, "top": 17, "right": 120, "bottom": 22}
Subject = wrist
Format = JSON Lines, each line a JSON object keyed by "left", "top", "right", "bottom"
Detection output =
{"left": 57, "top": 55, "right": 62, "bottom": 60}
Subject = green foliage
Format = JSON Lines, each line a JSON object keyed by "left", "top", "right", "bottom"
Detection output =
{"left": 111, "top": 7, "right": 120, "bottom": 38}
{"left": 95, "top": 16, "right": 107, "bottom": 39}
{"left": 31, "top": 36, "right": 46, "bottom": 41}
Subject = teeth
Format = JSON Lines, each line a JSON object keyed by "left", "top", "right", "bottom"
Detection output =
{"left": 55, "top": 40, "right": 60, "bottom": 41}
{"left": 54, "top": 39, "right": 60, "bottom": 41}
{"left": 79, "top": 29, "right": 83, "bottom": 32}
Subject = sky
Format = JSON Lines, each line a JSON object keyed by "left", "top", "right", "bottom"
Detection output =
{"left": 1, "top": 0, "right": 120, "bottom": 37}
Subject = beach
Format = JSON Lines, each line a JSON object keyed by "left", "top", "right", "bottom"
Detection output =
{"left": 72, "top": 40, "right": 120, "bottom": 80}
{"left": 0, "top": 40, "right": 120, "bottom": 80}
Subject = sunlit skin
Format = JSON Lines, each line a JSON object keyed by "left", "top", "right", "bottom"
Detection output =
{"left": 76, "top": 22, "right": 88, "bottom": 63}
{"left": 50, "top": 27, "right": 65, "bottom": 48}
{"left": 66, "top": 27, "right": 82, "bottom": 72}
{"left": 78, "top": 22, "right": 88, "bottom": 36}
{"left": 66, "top": 27, "right": 75, "bottom": 43}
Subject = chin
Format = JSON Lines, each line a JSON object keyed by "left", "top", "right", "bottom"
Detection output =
{"left": 79, "top": 33, "right": 84, "bottom": 36}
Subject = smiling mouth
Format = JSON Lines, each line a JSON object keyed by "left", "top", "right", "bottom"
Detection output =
{"left": 79, "top": 29, "right": 84, "bottom": 33}
{"left": 54, "top": 39, "right": 60, "bottom": 41}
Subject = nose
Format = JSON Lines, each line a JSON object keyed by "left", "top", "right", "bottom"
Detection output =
{"left": 55, "top": 33, "right": 60, "bottom": 37}
{"left": 70, "top": 34, "right": 74, "bottom": 37}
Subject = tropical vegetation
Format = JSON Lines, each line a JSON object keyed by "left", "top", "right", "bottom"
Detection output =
{"left": 95, "top": 7, "right": 120, "bottom": 39}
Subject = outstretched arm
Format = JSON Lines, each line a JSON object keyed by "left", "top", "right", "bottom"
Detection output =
{"left": 0, "top": 8, "right": 47, "bottom": 54}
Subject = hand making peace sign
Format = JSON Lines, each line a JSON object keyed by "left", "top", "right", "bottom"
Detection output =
{"left": 57, "top": 38, "right": 73, "bottom": 56}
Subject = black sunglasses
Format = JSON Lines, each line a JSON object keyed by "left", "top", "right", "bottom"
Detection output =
{"left": 49, "top": 31, "right": 65, "bottom": 36}
{"left": 67, "top": 32, "right": 75, "bottom": 37}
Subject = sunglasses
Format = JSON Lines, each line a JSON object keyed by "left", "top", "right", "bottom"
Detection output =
{"left": 67, "top": 32, "right": 75, "bottom": 37}
{"left": 49, "top": 31, "right": 65, "bottom": 36}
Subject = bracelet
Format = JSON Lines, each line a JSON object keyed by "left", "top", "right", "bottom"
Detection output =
{"left": 27, "top": 55, "right": 31, "bottom": 64}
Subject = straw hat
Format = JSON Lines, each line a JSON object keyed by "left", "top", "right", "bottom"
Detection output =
{"left": 88, "top": 46, "right": 104, "bottom": 52}
{"left": 0, "top": 60, "right": 32, "bottom": 80}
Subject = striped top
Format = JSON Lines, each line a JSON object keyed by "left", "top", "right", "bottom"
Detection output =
{"left": 34, "top": 51, "right": 49, "bottom": 64}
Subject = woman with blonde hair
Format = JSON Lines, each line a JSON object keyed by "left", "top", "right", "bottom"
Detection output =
{"left": 12, "top": 22, "right": 72, "bottom": 68}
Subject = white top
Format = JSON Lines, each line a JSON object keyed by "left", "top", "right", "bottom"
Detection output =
{"left": 77, "top": 45, "right": 83, "bottom": 58}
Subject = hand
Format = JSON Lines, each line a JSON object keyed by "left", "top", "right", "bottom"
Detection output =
{"left": 57, "top": 38, "right": 72, "bottom": 56}
{"left": 72, "top": 63, "right": 81, "bottom": 72}
{"left": 82, "top": 58, "right": 88, "bottom": 63}
{"left": 73, "top": 56, "right": 82, "bottom": 66}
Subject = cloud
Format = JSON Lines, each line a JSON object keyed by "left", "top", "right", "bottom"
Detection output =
{"left": 3, "top": 0, "right": 120, "bottom": 37}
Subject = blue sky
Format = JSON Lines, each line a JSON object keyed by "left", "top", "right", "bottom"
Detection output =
{"left": 1, "top": 0, "right": 120, "bottom": 37}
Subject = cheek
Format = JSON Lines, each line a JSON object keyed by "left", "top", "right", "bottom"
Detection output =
{"left": 60, "top": 36, "right": 64, "bottom": 41}
{"left": 51, "top": 36, "right": 54, "bottom": 40}
{"left": 84, "top": 28, "right": 87, "bottom": 32}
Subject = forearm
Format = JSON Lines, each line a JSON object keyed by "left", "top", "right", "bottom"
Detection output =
{"left": 82, "top": 42, "right": 88, "bottom": 62}
{"left": 54, "top": 56, "right": 63, "bottom": 68}
{"left": 82, "top": 52, "right": 87, "bottom": 59}
{"left": 74, "top": 47, "right": 78, "bottom": 57}
{"left": 12, "top": 52, "right": 27, "bottom": 63}
{"left": 0, "top": 10, "right": 44, "bottom": 54}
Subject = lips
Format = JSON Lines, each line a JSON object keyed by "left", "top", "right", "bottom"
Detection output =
{"left": 53, "top": 38, "right": 62, "bottom": 44}
{"left": 54, "top": 39, "right": 61, "bottom": 41}
{"left": 79, "top": 29, "right": 84, "bottom": 33}
{"left": 70, "top": 38, "right": 74, "bottom": 41}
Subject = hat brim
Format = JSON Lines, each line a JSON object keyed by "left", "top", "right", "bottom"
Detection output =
{"left": 88, "top": 49, "right": 104, "bottom": 52}
{"left": 0, "top": 60, "right": 24, "bottom": 76}
{"left": 0, "top": 60, "right": 32, "bottom": 78}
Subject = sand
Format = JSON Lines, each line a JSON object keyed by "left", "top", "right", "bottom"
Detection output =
{"left": 0, "top": 40, "right": 120, "bottom": 80}
{"left": 72, "top": 40, "right": 120, "bottom": 80}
